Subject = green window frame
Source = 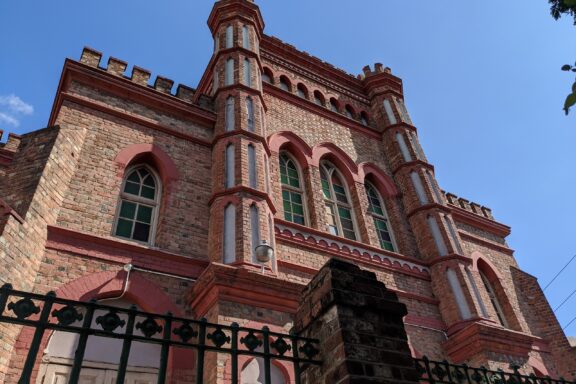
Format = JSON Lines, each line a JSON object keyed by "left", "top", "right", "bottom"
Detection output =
{"left": 279, "top": 153, "right": 306, "bottom": 225}
{"left": 114, "top": 166, "right": 160, "bottom": 244}
{"left": 320, "top": 162, "right": 357, "bottom": 241}
{"left": 365, "top": 182, "right": 396, "bottom": 252}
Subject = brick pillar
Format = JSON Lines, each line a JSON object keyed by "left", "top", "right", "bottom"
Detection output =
{"left": 295, "top": 258, "right": 419, "bottom": 384}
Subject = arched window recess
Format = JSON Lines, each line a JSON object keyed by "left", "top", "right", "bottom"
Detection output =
{"left": 279, "top": 152, "right": 306, "bottom": 225}
{"left": 114, "top": 165, "right": 161, "bottom": 244}
{"left": 320, "top": 161, "right": 357, "bottom": 240}
{"left": 365, "top": 181, "right": 396, "bottom": 252}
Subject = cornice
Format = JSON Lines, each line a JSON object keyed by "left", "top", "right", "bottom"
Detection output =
{"left": 209, "top": 186, "right": 277, "bottom": 214}
{"left": 58, "top": 92, "right": 212, "bottom": 147}
{"left": 263, "top": 83, "right": 381, "bottom": 140}
{"left": 261, "top": 36, "right": 370, "bottom": 102}
{"left": 450, "top": 205, "right": 511, "bottom": 238}
{"left": 213, "top": 129, "right": 272, "bottom": 155}
{"left": 45, "top": 225, "right": 208, "bottom": 279}
{"left": 275, "top": 220, "right": 430, "bottom": 278}
{"left": 406, "top": 202, "right": 451, "bottom": 219}
{"left": 49, "top": 59, "right": 216, "bottom": 129}
{"left": 458, "top": 231, "right": 515, "bottom": 256}
{"left": 392, "top": 159, "right": 434, "bottom": 176}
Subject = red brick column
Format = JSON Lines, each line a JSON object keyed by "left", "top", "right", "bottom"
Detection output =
{"left": 295, "top": 258, "right": 419, "bottom": 384}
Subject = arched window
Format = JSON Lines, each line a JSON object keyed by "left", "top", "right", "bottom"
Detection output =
{"left": 243, "top": 58, "right": 252, "bottom": 87}
{"left": 242, "top": 25, "right": 250, "bottom": 49}
{"left": 250, "top": 204, "right": 261, "bottom": 261}
{"left": 279, "top": 152, "right": 306, "bottom": 225}
{"left": 114, "top": 166, "right": 160, "bottom": 244}
{"left": 241, "top": 358, "right": 287, "bottom": 383}
{"left": 344, "top": 105, "right": 355, "bottom": 119}
{"left": 223, "top": 204, "right": 236, "bottom": 264}
{"left": 313, "top": 91, "right": 325, "bottom": 106}
{"left": 466, "top": 268, "right": 489, "bottom": 318}
{"left": 248, "top": 144, "right": 257, "bottom": 189}
{"left": 225, "top": 58, "right": 235, "bottom": 86}
{"left": 226, "top": 96, "right": 235, "bottom": 131}
{"left": 329, "top": 98, "right": 339, "bottom": 113}
{"left": 279, "top": 76, "right": 291, "bottom": 92}
{"left": 321, "top": 161, "right": 357, "bottom": 240}
{"left": 360, "top": 111, "right": 369, "bottom": 126}
{"left": 225, "top": 144, "right": 235, "bottom": 188}
{"left": 297, "top": 83, "right": 308, "bottom": 99}
{"left": 226, "top": 25, "right": 234, "bottom": 49}
{"left": 365, "top": 181, "right": 396, "bottom": 252}
{"left": 427, "top": 170, "right": 444, "bottom": 204}
{"left": 214, "top": 33, "right": 220, "bottom": 52}
{"left": 479, "top": 270, "right": 509, "bottom": 328}
{"left": 262, "top": 68, "right": 273, "bottom": 84}
{"left": 246, "top": 97, "right": 255, "bottom": 132}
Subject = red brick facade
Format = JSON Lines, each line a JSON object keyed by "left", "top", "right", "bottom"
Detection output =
{"left": 0, "top": 0, "right": 574, "bottom": 382}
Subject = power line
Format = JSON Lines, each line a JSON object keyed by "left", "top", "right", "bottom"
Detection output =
{"left": 563, "top": 314, "right": 576, "bottom": 331}
{"left": 543, "top": 254, "right": 576, "bottom": 291}
{"left": 553, "top": 287, "right": 576, "bottom": 312}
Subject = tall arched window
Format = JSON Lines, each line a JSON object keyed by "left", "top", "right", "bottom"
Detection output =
{"left": 225, "top": 25, "right": 234, "bottom": 49}
{"left": 223, "top": 204, "right": 236, "bottom": 264}
{"left": 344, "top": 105, "right": 355, "bottom": 119}
{"left": 242, "top": 25, "right": 250, "bottom": 49}
{"left": 262, "top": 68, "right": 273, "bottom": 84}
{"left": 114, "top": 166, "right": 160, "bottom": 244}
{"left": 330, "top": 98, "right": 339, "bottom": 113}
{"left": 297, "top": 83, "right": 308, "bottom": 99}
{"left": 321, "top": 162, "right": 356, "bottom": 240}
{"left": 243, "top": 58, "right": 252, "bottom": 87}
{"left": 246, "top": 97, "right": 255, "bottom": 132}
{"left": 479, "top": 270, "right": 509, "bottom": 328}
{"left": 225, "top": 58, "right": 235, "bottom": 86}
{"left": 226, "top": 96, "right": 235, "bottom": 131}
{"left": 314, "top": 91, "right": 325, "bottom": 106}
{"left": 279, "top": 76, "right": 291, "bottom": 92}
{"left": 365, "top": 181, "right": 396, "bottom": 252}
{"left": 360, "top": 111, "right": 369, "bottom": 126}
{"left": 279, "top": 153, "right": 306, "bottom": 225}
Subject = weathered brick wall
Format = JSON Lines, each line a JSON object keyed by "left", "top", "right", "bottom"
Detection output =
{"left": 53, "top": 97, "right": 212, "bottom": 258}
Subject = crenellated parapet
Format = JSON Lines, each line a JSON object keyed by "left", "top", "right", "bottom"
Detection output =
{"left": 444, "top": 191, "right": 494, "bottom": 221}
{"left": 78, "top": 47, "right": 197, "bottom": 104}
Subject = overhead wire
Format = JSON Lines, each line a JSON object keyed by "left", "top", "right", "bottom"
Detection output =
{"left": 543, "top": 254, "right": 576, "bottom": 291}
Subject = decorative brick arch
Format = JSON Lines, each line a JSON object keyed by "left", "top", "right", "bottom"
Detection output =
{"left": 222, "top": 321, "right": 296, "bottom": 383}
{"left": 358, "top": 162, "right": 399, "bottom": 197}
{"left": 114, "top": 143, "right": 180, "bottom": 186}
{"left": 470, "top": 251, "right": 503, "bottom": 280}
{"left": 267, "top": 131, "right": 313, "bottom": 168}
{"left": 311, "top": 142, "right": 360, "bottom": 184}
{"left": 11, "top": 270, "right": 190, "bottom": 382}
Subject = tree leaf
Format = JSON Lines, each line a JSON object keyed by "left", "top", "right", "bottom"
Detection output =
{"left": 562, "top": 64, "right": 572, "bottom": 71}
{"left": 563, "top": 92, "right": 576, "bottom": 115}
{"left": 564, "top": 0, "right": 576, "bottom": 7}
{"left": 573, "top": 82, "right": 576, "bottom": 93}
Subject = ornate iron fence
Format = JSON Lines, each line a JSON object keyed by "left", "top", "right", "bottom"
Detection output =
{"left": 415, "top": 357, "right": 575, "bottom": 384}
{"left": 0, "top": 283, "right": 321, "bottom": 384}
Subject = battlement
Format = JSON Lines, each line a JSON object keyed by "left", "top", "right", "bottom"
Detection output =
{"left": 443, "top": 191, "right": 494, "bottom": 221}
{"left": 357, "top": 63, "right": 393, "bottom": 80}
{"left": 0, "top": 131, "right": 22, "bottom": 153}
{"left": 79, "top": 47, "right": 196, "bottom": 104}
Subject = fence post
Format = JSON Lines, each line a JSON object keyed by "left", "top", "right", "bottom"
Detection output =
{"left": 294, "top": 258, "right": 420, "bottom": 384}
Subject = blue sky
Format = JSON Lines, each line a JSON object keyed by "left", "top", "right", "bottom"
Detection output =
{"left": 1, "top": 1, "right": 575, "bottom": 335}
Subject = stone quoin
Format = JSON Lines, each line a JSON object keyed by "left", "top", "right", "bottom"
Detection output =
{"left": 0, "top": 0, "right": 574, "bottom": 383}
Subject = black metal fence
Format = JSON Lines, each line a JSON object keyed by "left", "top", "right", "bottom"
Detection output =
{"left": 0, "top": 283, "right": 321, "bottom": 384}
{"left": 415, "top": 357, "right": 575, "bottom": 384}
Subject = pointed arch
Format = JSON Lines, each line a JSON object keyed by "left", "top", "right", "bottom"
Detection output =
{"left": 114, "top": 144, "right": 179, "bottom": 185}
{"left": 311, "top": 142, "right": 359, "bottom": 184}
{"left": 267, "top": 131, "right": 313, "bottom": 168}
{"left": 358, "top": 162, "right": 399, "bottom": 197}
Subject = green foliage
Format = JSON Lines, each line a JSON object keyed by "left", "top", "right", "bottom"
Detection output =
{"left": 549, "top": 1, "right": 576, "bottom": 114}
{"left": 549, "top": 0, "right": 576, "bottom": 23}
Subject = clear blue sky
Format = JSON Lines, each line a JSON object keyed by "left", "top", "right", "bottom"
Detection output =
{"left": 1, "top": 1, "right": 575, "bottom": 335}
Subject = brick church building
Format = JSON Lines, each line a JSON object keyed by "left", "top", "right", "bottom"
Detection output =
{"left": 0, "top": 0, "right": 574, "bottom": 382}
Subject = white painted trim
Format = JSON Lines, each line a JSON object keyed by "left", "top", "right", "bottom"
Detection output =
{"left": 447, "top": 268, "right": 472, "bottom": 320}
